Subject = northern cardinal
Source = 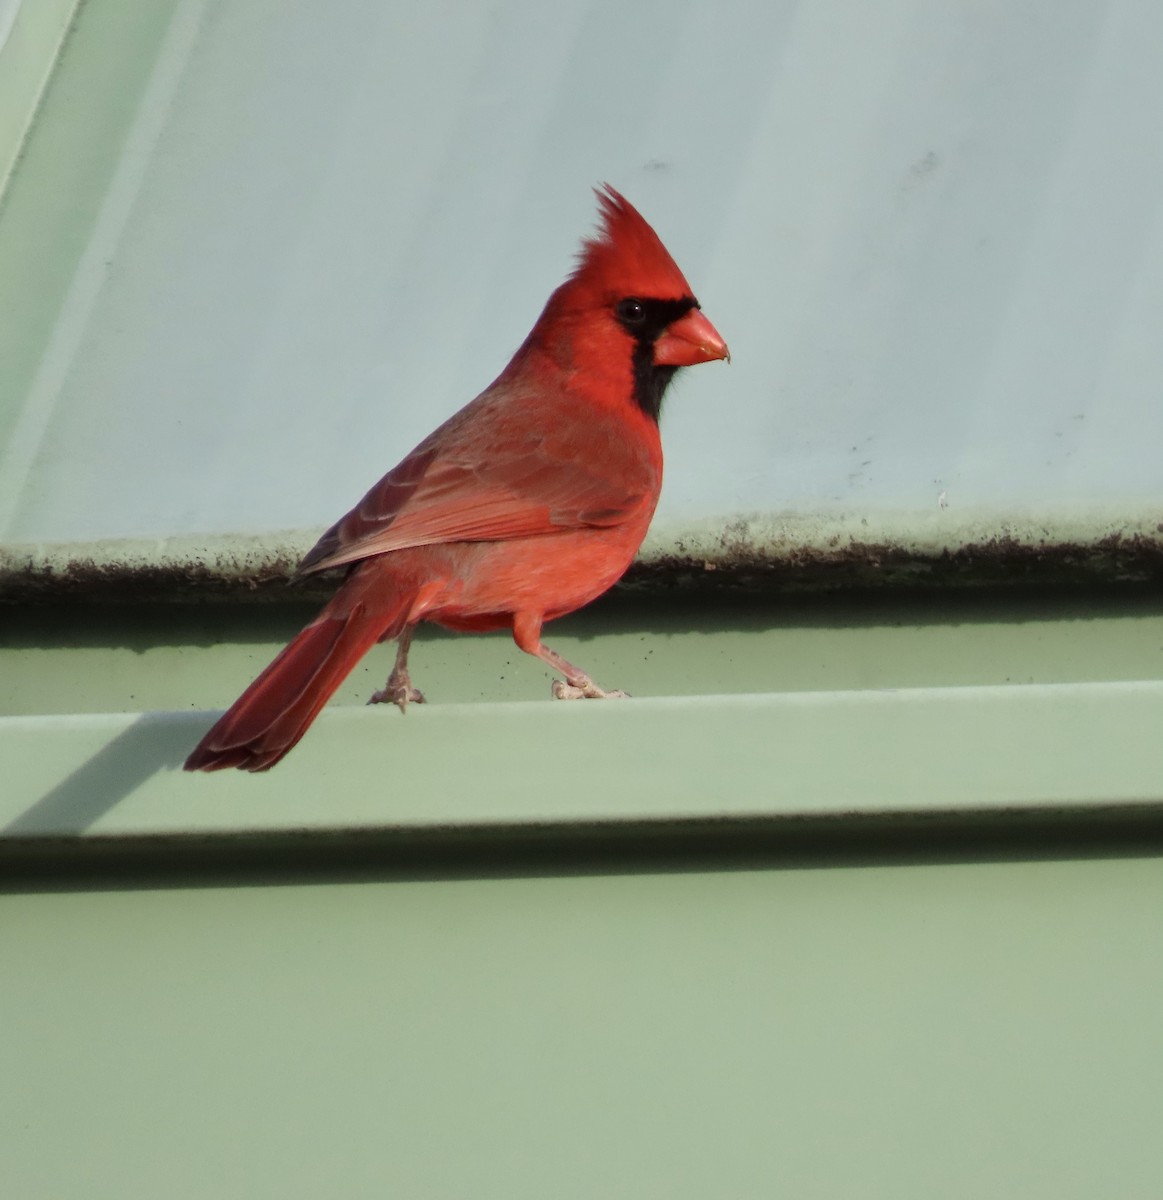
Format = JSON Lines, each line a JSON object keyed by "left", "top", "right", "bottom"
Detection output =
{"left": 185, "top": 186, "right": 728, "bottom": 771}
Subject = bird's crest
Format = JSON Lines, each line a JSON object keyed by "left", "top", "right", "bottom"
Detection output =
{"left": 571, "top": 184, "right": 695, "bottom": 301}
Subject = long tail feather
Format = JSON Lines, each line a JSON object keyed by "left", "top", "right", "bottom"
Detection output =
{"left": 185, "top": 597, "right": 406, "bottom": 772}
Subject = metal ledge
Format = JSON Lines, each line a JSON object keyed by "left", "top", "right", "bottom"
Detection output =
{"left": 4, "top": 682, "right": 1162, "bottom": 869}
{"left": 3, "top": 512, "right": 1162, "bottom": 606}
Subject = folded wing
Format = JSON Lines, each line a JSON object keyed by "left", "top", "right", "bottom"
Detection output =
{"left": 297, "top": 387, "right": 657, "bottom": 576}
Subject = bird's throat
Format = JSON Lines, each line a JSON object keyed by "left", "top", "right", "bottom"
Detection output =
{"left": 631, "top": 352, "right": 678, "bottom": 423}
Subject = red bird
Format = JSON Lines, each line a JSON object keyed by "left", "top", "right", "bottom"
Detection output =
{"left": 185, "top": 186, "right": 728, "bottom": 771}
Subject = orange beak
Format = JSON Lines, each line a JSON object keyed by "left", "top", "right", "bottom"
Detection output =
{"left": 654, "top": 308, "right": 730, "bottom": 367}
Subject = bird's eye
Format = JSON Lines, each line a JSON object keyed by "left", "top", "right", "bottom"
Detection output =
{"left": 617, "top": 298, "right": 646, "bottom": 325}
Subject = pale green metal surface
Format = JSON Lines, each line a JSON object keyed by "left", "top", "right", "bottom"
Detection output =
{"left": 0, "top": 0, "right": 175, "bottom": 458}
{"left": 3, "top": 680, "right": 1163, "bottom": 842}
{"left": 0, "top": 0, "right": 79, "bottom": 200}
{"left": 3, "top": 593, "right": 1163, "bottom": 717}
{"left": 4, "top": 596, "right": 1163, "bottom": 842}
{"left": 4, "top": 608, "right": 1162, "bottom": 1199}
{"left": 4, "top": 858, "right": 1163, "bottom": 1198}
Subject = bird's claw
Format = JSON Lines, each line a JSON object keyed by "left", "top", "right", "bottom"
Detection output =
{"left": 551, "top": 679, "right": 630, "bottom": 701}
{"left": 368, "top": 680, "right": 426, "bottom": 712}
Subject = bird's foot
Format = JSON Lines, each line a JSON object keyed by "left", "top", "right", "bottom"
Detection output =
{"left": 551, "top": 678, "right": 630, "bottom": 701}
{"left": 369, "top": 671, "right": 426, "bottom": 712}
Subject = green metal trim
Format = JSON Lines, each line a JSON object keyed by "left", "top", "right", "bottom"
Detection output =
{"left": 0, "top": 0, "right": 181, "bottom": 459}
{"left": 0, "top": 0, "right": 79, "bottom": 204}
{"left": 4, "top": 682, "right": 1162, "bottom": 858}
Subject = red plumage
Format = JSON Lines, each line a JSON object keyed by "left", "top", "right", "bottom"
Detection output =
{"left": 185, "top": 186, "right": 728, "bottom": 771}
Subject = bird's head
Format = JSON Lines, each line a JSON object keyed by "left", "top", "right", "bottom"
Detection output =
{"left": 527, "top": 185, "right": 729, "bottom": 422}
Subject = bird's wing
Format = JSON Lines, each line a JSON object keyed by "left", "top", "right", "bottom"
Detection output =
{"left": 297, "top": 390, "right": 657, "bottom": 576}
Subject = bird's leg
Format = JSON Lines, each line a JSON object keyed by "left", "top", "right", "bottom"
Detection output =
{"left": 368, "top": 625, "right": 426, "bottom": 711}
{"left": 511, "top": 613, "right": 629, "bottom": 701}
{"left": 541, "top": 644, "right": 631, "bottom": 700}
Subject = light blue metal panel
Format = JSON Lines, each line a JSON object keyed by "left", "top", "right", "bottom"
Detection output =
{"left": 1, "top": 0, "right": 1161, "bottom": 554}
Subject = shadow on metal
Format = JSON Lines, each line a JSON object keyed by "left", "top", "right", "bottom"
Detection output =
{"left": 5, "top": 804, "right": 1163, "bottom": 894}
{"left": 3, "top": 711, "right": 198, "bottom": 837}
